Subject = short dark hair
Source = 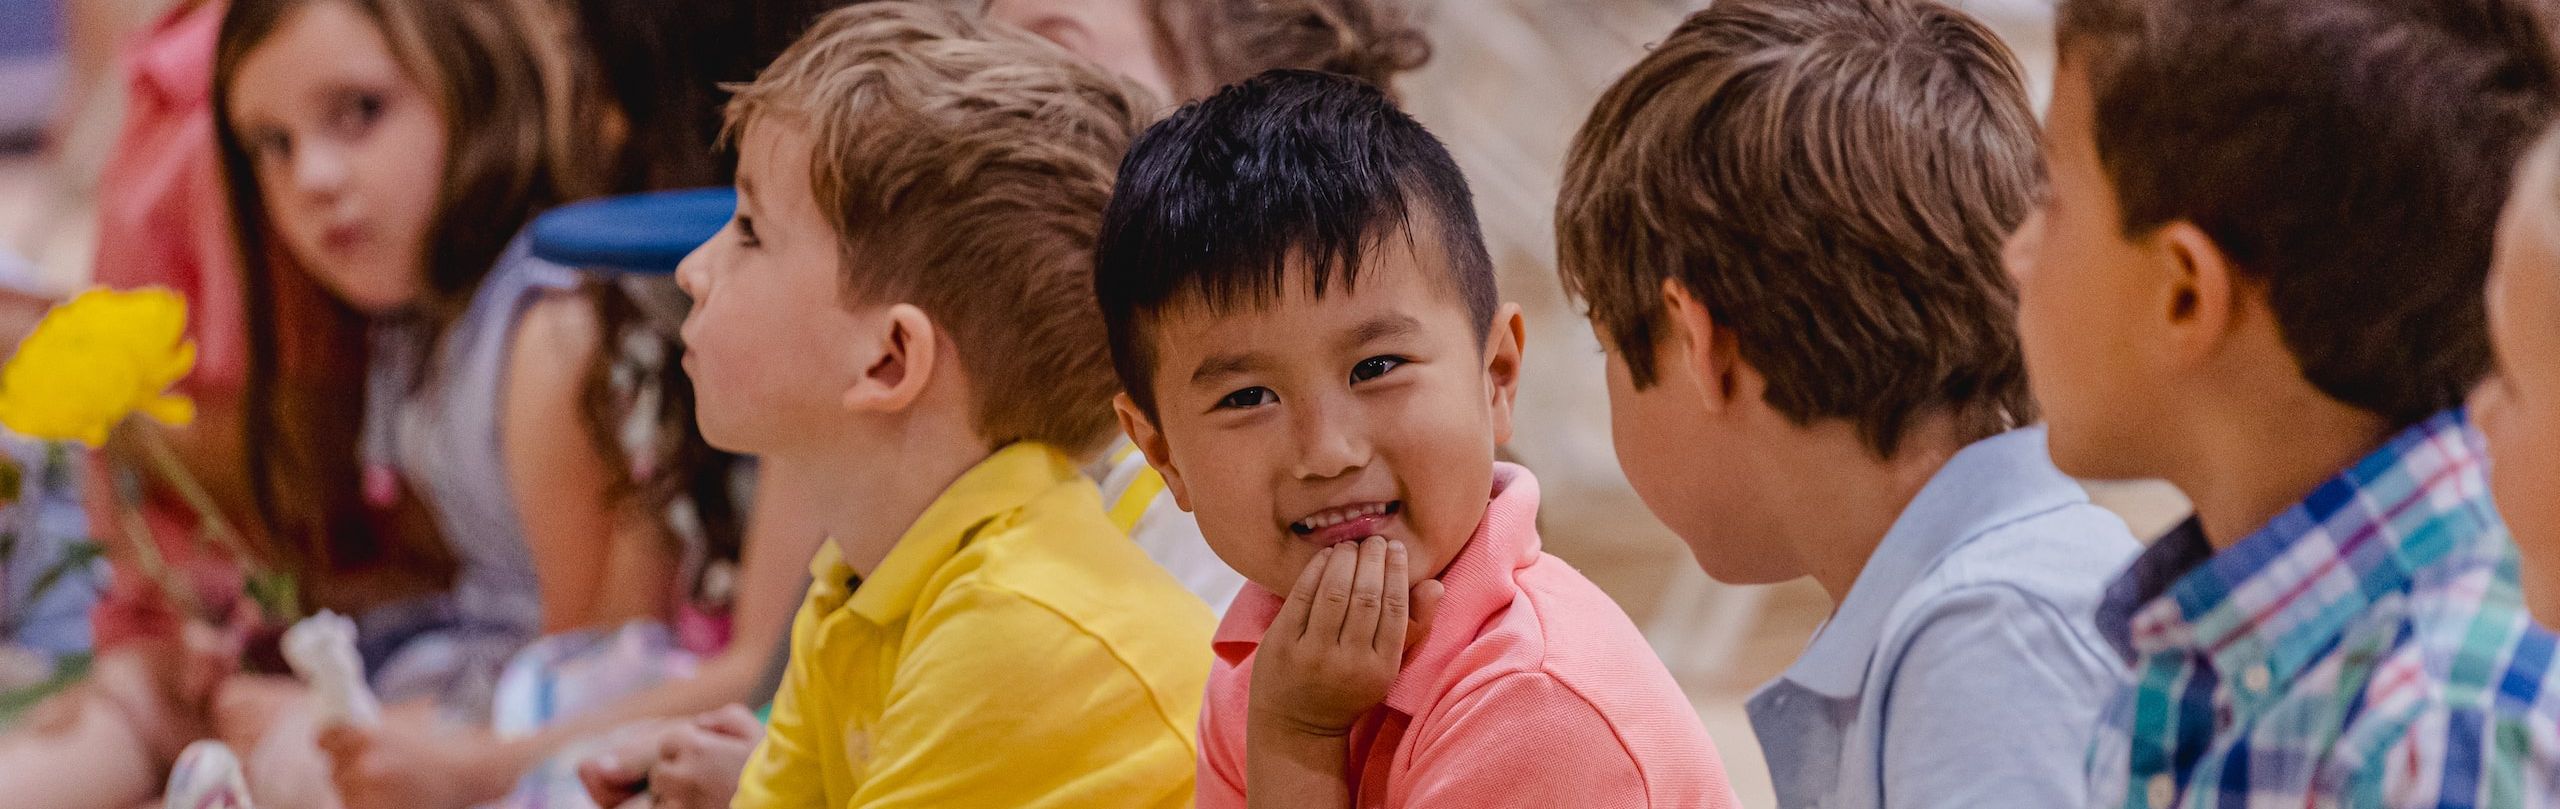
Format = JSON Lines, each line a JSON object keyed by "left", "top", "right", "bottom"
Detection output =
{"left": 2058, "top": 0, "right": 2560, "bottom": 426}
{"left": 1556, "top": 0, "right": 2042, "bottom": 458}
{"left": 1094, "top": 69, "right": 1497, "bottom": 418}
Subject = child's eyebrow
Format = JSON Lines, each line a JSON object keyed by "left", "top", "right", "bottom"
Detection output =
{"left": 1343, "top": 313, "right": 1424, "bottom": 349}
{"left": 1189, "top": 351, "right": 1275, "bottom": 388}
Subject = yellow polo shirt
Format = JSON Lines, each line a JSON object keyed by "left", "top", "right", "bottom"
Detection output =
{"left": 733, "top": 442, "right": 1215, "bottom": 809}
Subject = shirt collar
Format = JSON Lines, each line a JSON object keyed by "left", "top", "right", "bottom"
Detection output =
{"left": 2104, "top": 409, "right": 2495, "bottom": 687}
{"left": 838, "top": 441, "right": 1082, "bottom": 626}
{"left": 2095, "top": 517, "right": 2212, "bottom": 663}
{"left": 1213, "top": 462, "right": 1545, "bottom": 715}
{"left": 1777, "top": 426, "right": 2092, "bottom": 699}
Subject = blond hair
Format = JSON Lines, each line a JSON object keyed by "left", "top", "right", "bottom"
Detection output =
{"left": 728, "top": 2, "right": 1150, "bottom": 456}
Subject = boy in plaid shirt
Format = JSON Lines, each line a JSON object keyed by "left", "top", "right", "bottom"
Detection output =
{"left": 2005, "top": 0, "right": 2560, "bottom": 805}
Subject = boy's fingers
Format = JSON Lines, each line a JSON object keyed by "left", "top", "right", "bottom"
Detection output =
{"left": 1342, "top": 537, "right": 1389, "bottom": 647}
{"left": 1307, "top": 540, "right": 1361, "bottom": 640}
{"left": 1377, "top": 540, "right": 1411, "bottom": 655}
{"left": 698, "top": 703, "right": 761, "bottom": 738}
{"left": 1274, "top": 545, "right": 1331, "bottom": 641}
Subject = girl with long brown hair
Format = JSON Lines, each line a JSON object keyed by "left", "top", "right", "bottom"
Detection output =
{"left": 0, "top": 0, "right": 648, "bottom": 805}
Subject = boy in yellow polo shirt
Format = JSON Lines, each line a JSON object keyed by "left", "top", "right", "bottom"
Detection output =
{"left": 669, "top": 4, "right": 1213, "bottom": 807}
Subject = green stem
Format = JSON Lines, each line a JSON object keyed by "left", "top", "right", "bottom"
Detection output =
{"left": 128, "top": 423, "right": 254, "bottom": 566}
{"left": 109, "top": 465, "right": 206, "bottom": 621}
{"left": 124, "top": 421, "right": 297, "bottom": 620}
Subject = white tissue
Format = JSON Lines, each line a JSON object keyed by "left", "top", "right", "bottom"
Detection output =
{"left": 164, "top": 739, "right": 254, "bottom": 809}
{"left": 281, "top": 610, "right": 381, "bottom": 728}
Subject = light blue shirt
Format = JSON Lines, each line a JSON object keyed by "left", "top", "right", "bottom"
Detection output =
{"left": 1745, "top": 426, "right": 2140, "bottom": 809}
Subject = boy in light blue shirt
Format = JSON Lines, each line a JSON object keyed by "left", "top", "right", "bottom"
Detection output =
{"left": 1552, "top": 1, "right": 2140, "bottom": 806}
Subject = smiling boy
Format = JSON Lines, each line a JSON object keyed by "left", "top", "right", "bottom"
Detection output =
{"left": 1097, "top": 69, "right": 1740, "bottom": 809}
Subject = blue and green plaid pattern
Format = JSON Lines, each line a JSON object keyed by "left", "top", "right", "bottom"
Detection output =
{"left": 2086, "top": 410, "right": 2560, "bottom": 808}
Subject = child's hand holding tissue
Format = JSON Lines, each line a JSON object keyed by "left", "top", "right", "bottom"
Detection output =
{"left": 281, "top": 610, "right": 380, "bottom": 728}
{"left": 299, "top": 610, "right": 509, "bottom": 809}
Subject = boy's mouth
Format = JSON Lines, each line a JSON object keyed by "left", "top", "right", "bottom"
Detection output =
{"left": 1289, "top": 500, "right": 1402, "bottom": 546}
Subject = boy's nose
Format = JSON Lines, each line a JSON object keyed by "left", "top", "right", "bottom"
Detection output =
{"left": 1289, "top": 398, "right": 1371, "bottom": 480}
{"left": 674, "top": 240, "right": 711, "bottom": 299}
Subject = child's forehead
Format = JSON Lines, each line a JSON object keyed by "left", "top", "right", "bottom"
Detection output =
{"left": 1143, "top": 240, "right": 1475, "bottom": 349}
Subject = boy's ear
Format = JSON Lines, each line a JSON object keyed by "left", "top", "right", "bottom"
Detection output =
{"left": 2154, "top": 220, "right": 2247, "bottom": 369}
{"left": 1113, "top": 392, "right": 1193, "bottom": 513}
{"left": 1483, "top": 302, "right": 1526, "bottom": 445}
{"left": 1661, "top": 279, "right": 1746, "bottom": 413}
{"left": 842, "top": 304, "right": 938, "bottom": 415}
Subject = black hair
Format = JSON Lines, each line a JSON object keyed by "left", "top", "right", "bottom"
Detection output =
{"left": 1094, "top": 68, "right": 1497, "bottom": 418}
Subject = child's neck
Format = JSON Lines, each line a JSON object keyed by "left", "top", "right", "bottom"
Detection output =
{"left": 1772, "top": 417, "right": 1966, "bottom": 604}
{"left": 2173, "top": 387, "right": 2391, "bottom": 551}
{"left": 779, "top": 413, "right": 995, "bottom": 578}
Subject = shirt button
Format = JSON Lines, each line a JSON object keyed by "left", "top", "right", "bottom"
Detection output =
{"left": 2244, "top": 665, "right": 2272, "bottom": 692}
{"left": 2147, "top": 773, "right": 2176, "bottom": 806}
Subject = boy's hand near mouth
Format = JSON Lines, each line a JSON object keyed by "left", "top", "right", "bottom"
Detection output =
{"left": 1246, "top": 537, "right": 1443, "bottom": 809}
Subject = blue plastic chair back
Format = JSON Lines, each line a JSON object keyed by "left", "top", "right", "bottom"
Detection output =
{"left": 528, "top": 187, "right": 735, "bottom": 274}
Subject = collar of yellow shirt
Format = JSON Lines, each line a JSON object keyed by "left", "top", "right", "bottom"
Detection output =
{"left": 804, "top": 441, "right": 1087, "bottom": 626}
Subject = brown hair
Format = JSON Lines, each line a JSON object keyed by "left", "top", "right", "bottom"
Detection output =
{"left": 727, "top": 1, "right": 1151, "bottom": 456}
{"left": 1142, "top": 0, "right": 1431, "bottom": 101}
{"left": 2057, "top": 0, "right": 2560, "bottom": 426}
{"left": 1556, "top": 0, "right": 2041, "bottom": 458}
{"left": 215, "top": 0, "right": 608, "bottom": 598}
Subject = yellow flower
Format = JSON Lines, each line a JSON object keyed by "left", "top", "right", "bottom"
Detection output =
{"left": 0, "top": 286, "right": 197, "bottom": 446}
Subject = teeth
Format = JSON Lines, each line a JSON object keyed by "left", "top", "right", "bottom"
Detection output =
{"left": 1294, "top": 502, "right": 1391, "bottom": 532}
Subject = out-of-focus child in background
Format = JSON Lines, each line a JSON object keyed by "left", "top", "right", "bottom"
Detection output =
{"left": 0, "top": 0, "right": 614, "bottom": 805}
{"left": 983, "top": 0, "right": 1428, "bottom": 106}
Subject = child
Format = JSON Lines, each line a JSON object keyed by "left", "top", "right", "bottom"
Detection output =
{"left": 0, "top": 1, "right": 607, "bottom": 806}
{"left": 2011, "top": 0, "right": 2560, "bottom": 804}
{"left": 1551, "top": 1, "right": 2140, "bottom": 806}
{"left": 2481, "top": 128, "right": 2560, "bottom": 626}
{"left": 987, "top": 0, "right": 1435, "bottom": 617}
{"left": 677, "top": 4, "right": 1212, "bottom": 806}
{"left": 1097, "top": 69, "right": 1739, "bottom": 808}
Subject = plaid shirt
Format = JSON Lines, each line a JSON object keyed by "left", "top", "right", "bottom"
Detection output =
{"left": 2087, "top": 410, "right": 2560, "bottom": 808}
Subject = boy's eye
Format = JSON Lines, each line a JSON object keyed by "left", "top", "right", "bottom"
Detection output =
{"left": 732, "top": 214, "right": 760, "bottom": 248}
{"left": 1216, "top": 387, "right": 1275, "bottom": 410}
{"left": 1350, "top": 356, "right": 1405, "bottom": 383}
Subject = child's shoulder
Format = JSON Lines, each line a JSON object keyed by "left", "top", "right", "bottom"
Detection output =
{"left": 1885, "top": 499, "right": 2140, "bottom": 641}
{"left": 1404, "top": 551, "right": 1721, "bottom": 789}
{"left": 921, "top": 474, "right": 1213, "bottom": 646}
{"left": 1449, "top": 550, "right": 1687, "bottom": 709}
{"left": 2319, "top": 566, "right": 2560, "bottom": 801}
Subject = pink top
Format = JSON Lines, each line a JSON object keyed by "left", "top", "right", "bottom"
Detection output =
{"left": 87, "top": 0, "right": 249, "bottom": 650}
{"left": 91, "top": 0, "right": 242, "bottom": 395}
{"left": 1198, "top": 464, "right": 1742, "bottom": 809}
